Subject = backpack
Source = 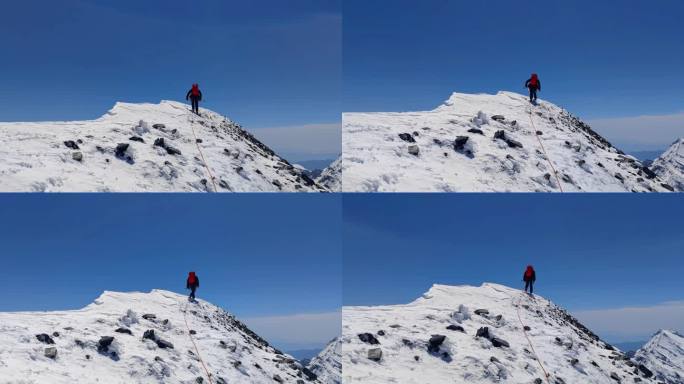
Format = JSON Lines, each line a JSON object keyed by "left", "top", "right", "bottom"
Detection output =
{"left": 529, "top": 75, "right": 538, "bottom": 88}
{"left": 524, "top": 267, "right": 534, "bottom": 280}
{"left": 188, "top": 272, "right": 197, "bottom": 285}
{"left": 191, "top": 84, "right": 200, "bottom": 97}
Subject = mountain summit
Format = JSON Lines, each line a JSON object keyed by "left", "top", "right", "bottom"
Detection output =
{"left": 634, "top": 329, "right": 684, "bottom": 384}
{"left": 652, "top": 138, "right": 684, "bottom": 191}
{"left": 342, "top": 91, "right": 673, "bottom": 192}
{"left": 0, "top": 290, "right": 322, "bottom": 383}
{"left": 0, "top": 101, "right": 326, "bottom": 192}
{"left": 308, "top": 337, "right": 342, "bottom": 384}
{"left": 342, "top": 283, "right": 659, "bottom": 383}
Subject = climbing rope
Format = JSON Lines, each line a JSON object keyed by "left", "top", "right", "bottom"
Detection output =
{"left": 181, "top": 299, "right": 214, "bottom": 384}
{"left": 513, "top": 293, "right": 551, "bottom": 384}
{"left": 528, "top": 107, "right": 564, "bottom": 192}
{"left": 188, "top": 113, "right": 218, "bottom": 193}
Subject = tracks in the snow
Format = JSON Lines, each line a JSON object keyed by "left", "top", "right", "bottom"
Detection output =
{"left": 181, "top": 299, "right": 214, "bottom": 384}
{"left": 514, "top": 292, "right": 551, "bottom": 384}
{"left": 529, "top": 106, "right": 564, "bottom": 192}
{"left": 188, "top": 113, "right": 219, "bottom": 192}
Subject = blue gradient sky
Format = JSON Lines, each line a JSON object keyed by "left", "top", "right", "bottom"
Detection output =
{"left": 343, "top": 0, "right": 684, "bottom": 151}
{"left": 343, "top": 194, "right": 683, "bottom": 308}
{"left": 0, "top": 0, "right": 340, "bottom": 130}
{"left": 0, "top": 194, "right": 341, "bottom": 317}
{"left": 343, "top": 194, "right": 684, "bottom": 341}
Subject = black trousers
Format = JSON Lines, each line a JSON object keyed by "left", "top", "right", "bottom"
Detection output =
{"left": 529, "top": 88, "right": 538, "bottom": 101}
{"left": 190, "top": 98, "right": 199, "bottom": 114}
{"left": 524, "top": 280, "right": 534, "bottom": 294}
{"left": 189, "top": 286, "right": 197, "bottom": 299}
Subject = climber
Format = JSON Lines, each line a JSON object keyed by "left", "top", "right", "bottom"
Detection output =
{"left": 524, "top": 73, "right": 541, "bottom": 103}
{"left": 185, "top": 83, "right": 203, "bottom": 115}
{"left": 523, "top": 265, "right": 536, "bottom": 295}
{"left": 186, "top": 271, "right": 200, "bottom": 301}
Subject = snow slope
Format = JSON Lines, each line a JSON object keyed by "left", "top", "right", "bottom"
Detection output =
{"left": 634, "top": 330, "right": 684, "bottom": 384}
{"left": 0, "top": 101, "right": 326, "bottom": 192}
{"left": 0, "top": 290, "right": 321, "bottom": 384}
{"left": 652, "top": 138, "right": 684, "bottom": 191}
{"left": 308, "top": 337, "right": 341, "bottom": 384}
{"left": 342, "top": 91, "right": 673, "bottom": 192}
{"left": 316, "top": 157, "right": 342, "bottom": 192}
{"left": 342, "top": 283, "right": 658, "bottom": 383}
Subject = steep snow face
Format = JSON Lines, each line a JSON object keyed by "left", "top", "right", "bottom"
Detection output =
{"left": 342, "top": 91, "right": 672, "bottom": 192}
{"left": 0, "top": 101, "right": 326, "bottom": 192}
{"left": 0, "top": 290, "right": 321, "bottom": 383}
{"left": 652, "top": 138, "right": 684, "bottom": 191}
{"left": 342, "top": 283, "right": 658, "bottom": 384}
{"left": 316, "top": 157, "right": 342, "bottom": 192}
{"left": 308, "top": 337, "right": 342, "bottom": 384}
{"left": 634, "top": 330, "right": 684, "bottom": 384}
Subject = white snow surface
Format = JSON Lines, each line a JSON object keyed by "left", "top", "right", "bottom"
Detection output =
{"left": 342, "top": 283, "right": 658, "bottom": 383}
{"left": 652, "top": 138, "right": 684, "bottom": 191}
{"left": 308, "top": 337, "right": 341, "bottom": 384}
{"left": 0, "top": 101, "right": 326, "bottom": 192}
{"left": 316, "top": 157, "right": 342, "bottom": 192}
{"left": 342, "top": 91, "right": 672, "bottom": 192}
{"left": 634, "top": 330, "right": 684, "bottom": 384}
{"left": 0, "top": 290, "right": 321, "bottom": 384}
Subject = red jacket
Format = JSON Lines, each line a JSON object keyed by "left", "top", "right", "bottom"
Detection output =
{"left": 525, "top": 74, "right": 541, "bottom": 91}
{"left": 186, "top": 272, "right": 200, "bottom": 289}
{"left": 186, "top": 84, "right": 203, "bottom": 101}
{"left": 523, "top": 266, "right": 536, "bottom": 282}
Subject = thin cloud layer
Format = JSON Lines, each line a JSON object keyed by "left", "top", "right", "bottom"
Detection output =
{"left": 588, "top": 112, "right": 684, "bottom": 152}
{"left": 243, "top": 311, "right": 341, "bottom": 350}
{"left": 250, "top": 123, "right": 341, "bottom": 160}
{"left": 574, "top": 301, "right": 684, "bottom": 342}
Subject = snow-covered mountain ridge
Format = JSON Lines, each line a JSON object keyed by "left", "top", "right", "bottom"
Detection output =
{"left": 0, "top": 100, "right": 327, "bottom": 192}
{"left": 316, "top": 157, "right": 342, "bottom": 192}
{"left": 634, "top": 329, "right": 684, "bottom": 384}
{"left": 652, "top": 138, "right": 684, "bottom": 191}
{"left": 308, "top": 337, "right": 341, "bottom": 384}
{"left": 342, "top": 91, "right": 674, "bottom": 192}
{"left": 342, "top": 283, "right": 660, "bottom": 383}
{"left": 0, "top": 290, "right": 322, "bottom": 383}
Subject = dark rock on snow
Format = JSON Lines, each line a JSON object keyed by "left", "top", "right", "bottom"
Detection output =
{"left": 367, "top": 348, "right": 382, "bottom": 361}
{"left": 358, "top": 333, "right": 380, "bottom": 345}
{"left": 64, "top": 140, "right": 80, "bottom": 150}
{"left": 398, "top": 133, "right": 416, "bottom": 143}
{"left": 44, "top": 347, "right": 58, "bottom": 359}
{"left": 97, "top": 336, "right": 115, "bottom": 353}
{"left": 36, "top": 334, "right": 55, "bottom": 345}
{"left": 453, "top": 136, "right": 469, "bottom": 151}
{"left": 428, "top": 335, "right": 446, "bottom": 353}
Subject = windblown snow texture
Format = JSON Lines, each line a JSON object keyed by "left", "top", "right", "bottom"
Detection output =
{"left": 0, "top": 101, "right": 326, "bottom": 192}
{"left": 342, "top": 91, "right": 673, "bottom": 192}
{"left": 634, "top": 329, "right": 684, "bottom": 384}
{"left": 651, "top": 138, "right": 684, "bottom": 191}
{"left": 316, "top": 157, "right": 342, "bottom": 192}
{"left": 342, "top": 283, "right": 660, "bottom": 383}
{"left": 308, "top": 337, "right": 342, "bottom": 384}
{"left": 0, "top": 290, "right": 321, "bottom": 383}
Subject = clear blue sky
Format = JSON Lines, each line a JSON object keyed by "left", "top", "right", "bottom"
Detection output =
{"left": 0, "top": 0, "right": 340, "bottom": 128}
{"left": 0, "top": 194, "right": 341, "bottom": 319}
{"left": 343, "top": 0, "right": 684, "bottom": 119}
{"left": 343, "top": 194, "right": 684, "bottom": 312}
